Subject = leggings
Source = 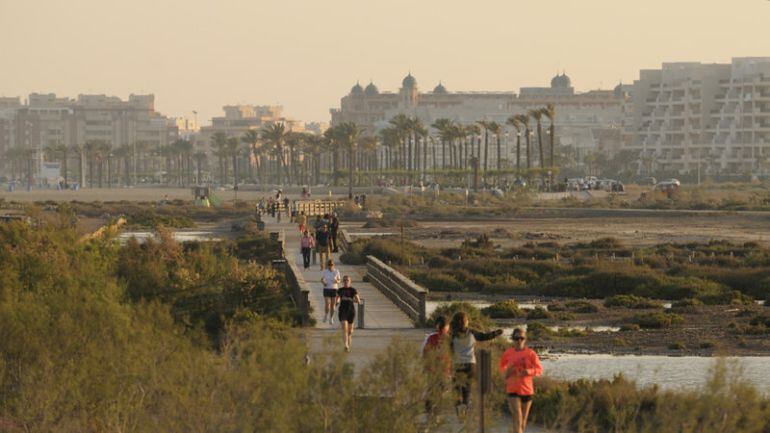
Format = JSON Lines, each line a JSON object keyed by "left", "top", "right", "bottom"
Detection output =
{"left": 454, "top": 363, "right": 476, "bottom": 406}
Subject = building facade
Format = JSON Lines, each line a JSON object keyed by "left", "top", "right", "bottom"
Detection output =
{"left": 622, "top": 58, "right": 770, "bottom": 176}
{"left": 0, "top": 93, "right": 178, "bottom": 177}
{"left": 330, "top": 73, "right": 624, "bottom": 169}
{"left": 195, "top": 104, "right": 305, "bottom": 153}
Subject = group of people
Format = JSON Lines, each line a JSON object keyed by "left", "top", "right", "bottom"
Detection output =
{"left": 422, "top": 312, "right": 542, "bottom": 432}
{"left": 298, "top": 212, "right": 340, "bottom": 270}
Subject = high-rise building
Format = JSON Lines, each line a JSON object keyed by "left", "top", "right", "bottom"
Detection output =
{"left": 0, "top": 93, "right": 178, "bottom": 178}
{"left": 622, "top": 57, "right": 770, "bottom": 176}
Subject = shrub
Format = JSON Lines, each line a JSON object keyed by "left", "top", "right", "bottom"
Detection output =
{"left": 527, "top": 307, "right": 552, "bottom": 320}
{"left": 481, "top": 300, "right": 523, "bottom": 319}
{"left": 619, "top": 323, "right": 641, "bottom": 332}
{"left": 525, "top": 322, "right": 552, "bottom": 340}
{"left": 604, "top": 295, "right": 663, "bottom": 309}
{"left": 565, "top": 299, "right": 600, "bottom": 314}
{"left": 410, "top": 270, "right": 464, "bottom": 292}
{"left": 426, "top": 301, "right": 492, "bottom": 329}
{"left": 633, "top": 312, "right": 684, "bottom": 329}
{"left": 668, "top": 342, "right": 686, "bottom": 350}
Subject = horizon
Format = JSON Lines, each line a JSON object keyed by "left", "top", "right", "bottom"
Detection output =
{"left": 1, "top": 0, "right": 769, "bottom": 123}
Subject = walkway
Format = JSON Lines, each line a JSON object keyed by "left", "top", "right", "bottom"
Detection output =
{"left": 264, "top": 213, "right": 422, "bottom": 369}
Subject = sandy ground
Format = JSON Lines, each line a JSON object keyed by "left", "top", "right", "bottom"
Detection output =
{"left": 0, "top": 186, "right": 355, "bottom": 203}
{"left": 387, "top": 214, "right": 770, "bottom": 248}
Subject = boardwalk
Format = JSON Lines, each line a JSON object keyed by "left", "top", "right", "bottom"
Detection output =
{"left": 264, "top": 214, "right": 426, "bottom": 369}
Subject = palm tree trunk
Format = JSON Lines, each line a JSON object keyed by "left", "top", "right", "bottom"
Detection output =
{"left": 516, "top": 135, "right": 521, "bottom": 173}
{"left": 537, "top": 122, "right": 545, "bottom": 170}
{"left": 483, "top": 131, "right": 489, "bottom": 175}
{"left": 525, "top": 130, "right": 531, "bottom": 169}
{"left": 496, "top": 134, "right": 502, "bottom": 172}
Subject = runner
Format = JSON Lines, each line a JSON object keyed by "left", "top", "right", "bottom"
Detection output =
{"left": 449, "top": 311, "right": 503, "bottom": 416}
{"left": 335, "top": 275, "right": 360, "bottom": 352}
{"left": 316, "top": 225, "right": 331, "bottom": 270}
{"left": 320, "top": 259, "right": 340, "bottom": 324}
{"left": 300, "top": 230, "right": 315, "bottom": 269}
{"left": 422, "top": 316, "right": 451, "bottom": 417}
{"left": 499, "top": 328, "right": 542, "bottom": 433}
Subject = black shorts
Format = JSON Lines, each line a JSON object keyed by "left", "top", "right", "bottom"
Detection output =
{"left": 508, "top": 393, "right": 533, "bottom": 403}
{"left": 338, "top": 305, "right": 355, "bottom": 324}
{"left": 323, "top": 289, "right": 337, "bottom": 298}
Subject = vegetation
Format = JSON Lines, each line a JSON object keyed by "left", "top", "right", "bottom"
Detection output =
{"left": 356, "top": 236, "right": 770, "bottom": 304}
{"left": 533, "top": 362, "right": 770, "bottom": 433}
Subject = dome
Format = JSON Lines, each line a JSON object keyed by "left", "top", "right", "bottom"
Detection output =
{"left": 550, "top": 73, "right": 572, "bottom": 89}
{"left": 402, "top": 73, "right": 417, "bottom": 88}
{"left": 350, "top": 81, "right": 364, "bottom": 96}
{"left": 613, "top": 82, "right": 624, "bottom": 98}
{"left": 364, "top": 81, "right": 379, "bottom": 96}
{"left": 433, "top": 82, "right": 447, "bottom": 94}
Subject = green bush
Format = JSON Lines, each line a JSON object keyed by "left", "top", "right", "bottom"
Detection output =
{"left": 481, "top": 300, "right": 523, "bottom": 319}
{"left": 604, "top": 295, "right": 663, "bottom": 309}
{"left": 633, "top": 312, "right": 684, "bottom": 329}
{"left": 527, "top": 306, "right": 552, "bottom": 320}
{"left": 426, "top": 301, "right": 492, "bottom": 329}
{"left": 565, "top": 299, "right": 600, "bottom": 313}
{"left": 410, "top": 270, "right": 464, "bottom": 292}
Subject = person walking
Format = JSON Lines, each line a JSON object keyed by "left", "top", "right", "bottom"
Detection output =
{"left": 298, "top": 211, "right": 307, "bottom": 234}
{"left": 300, "top": 230, "right": 315, "bottom": 269}
{"left": 316, "top": 225, "right": 331, "bottom": 270}
{"left": 449, "top": 312, "right": 503, "bottom": 416}
{"left": 330, "top": 214, "right": 340, "bottom": 252}
{"left": 336, "top": 275, "right": 360, "bottom": 352}
{"left": 499, "top": 328, "right": 542, "bottom": 433}
{"left": 320, "top": 260, "right": 341, "bottom": 324}
{"left": 422, "top": 316, "right": 451, "bottom": 417}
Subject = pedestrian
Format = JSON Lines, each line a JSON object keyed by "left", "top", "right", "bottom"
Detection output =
{"left": 283, "top": 197, "right": 290, "bottom": 217}
{"left": 422, "top": 316, "right": 451, "bottom": 417}
{"left": 298, "top": 211, "right": 307, "bottom": 233}
{"left": 449, "top": 312, "right": 503, "bottom": 416}
{"left": 499, "top": 328, "right": 542, "bottom": 433}
{"left": 330, "top": 214, "right": 340, "bottom": 253}
{"left": 313, "top": 214, "right": 323, "bottom": 232}
{"left": 300, "top": 230, "right": 315, "bottom": 269}
{"left": 336, "top": 275, "right": 360, "bottom": 352}
{"left": 316, "top": 224, "right": 331, "bottom": 269}
{"left": 320, "top": 259, "right": 341, "bottom": 324}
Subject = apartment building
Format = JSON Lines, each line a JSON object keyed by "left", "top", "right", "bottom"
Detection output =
{"left": 196, "top": 104, "right": 305, "bottom": 152}
{"left": 622, "top": 58, "right": 770, "bottom": 176}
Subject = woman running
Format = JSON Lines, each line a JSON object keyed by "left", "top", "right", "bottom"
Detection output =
{"left": 449, "top": 312, "right": 503, "bottom": 416}
{"left": 320, "top": 260, "right": 340, "bottom": 324}
{"left": 499, "top": 328, "right": 542, "bottom": 433}
{"left": 336, "top": 275, "right": 360, "bottom": 352}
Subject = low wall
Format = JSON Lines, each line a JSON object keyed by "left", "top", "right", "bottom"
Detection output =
{"left": 338, "top": 229, "right": 352, "bottom": 253}
{"left": 365, "top": 255, "right": 428, "bottom": 324}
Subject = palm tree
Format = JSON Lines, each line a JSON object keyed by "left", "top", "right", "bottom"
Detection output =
{"left": 529, "top": 109, "right": 545, "bottom": 171}
{"left": 193, "top": 151, "right": 206, "bottom": 184}
{"left": 413, "top": 119, "right": 428, "bottom": 182}
{"left": 520, "top": 114, "right": 532, "bottom": 169}
{"left": 72, "top": 143, "right": 86, "bottom": 187}
{"left": 241, "top": 129, "right": 260, "bottom": 182}
{"left": 389, "top": 114, "right": 411, "bottom": 171}
{"left": 46, "top": 143, "right": 69, "bottom": 187}
{"left": 210, "top": 132, "right": 229, "bottom": 184}
{"left": 464, "top": 124, "right": 480, "bottom": 170}
{"left": 334, "top": 122, "right": 361, "bottom": 199}
{"left": 543, "top": 104, "right": 556, "bottom": 169}
{"left": 506, "top": 116, "right": 522, "bottom": 174}
{"left": 260, "top": 122, "right": 288, "bottom": 185}
{"left": 431, "top": 118, "right": 453, "bottom": 170}
{"left": 226, "top": 137, "right": 240, "bottom": 187}
{"left": 476, "top": 120, "right": 492, "bottom": 175}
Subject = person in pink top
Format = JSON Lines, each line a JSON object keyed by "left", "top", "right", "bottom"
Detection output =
{"left": 499, "top": 328, "right": 542, "bottom": 433}
{"left": 300, "top": 230, "right": 315, "bottom": 269}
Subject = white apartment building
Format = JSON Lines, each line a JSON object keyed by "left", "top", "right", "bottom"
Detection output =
{"left": 623, "top": 58, "right": 770, "bottom": 176}
{"left": 0, "top": 93, "right": 178, "bottom": 178}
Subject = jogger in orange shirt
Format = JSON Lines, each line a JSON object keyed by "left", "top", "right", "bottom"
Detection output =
{"left": 499, "top": 328, "right": 542, "bottom": 433}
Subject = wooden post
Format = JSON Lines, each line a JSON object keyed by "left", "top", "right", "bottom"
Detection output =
{"left": 478, "top": 349, "right": 491, "bottom": 433}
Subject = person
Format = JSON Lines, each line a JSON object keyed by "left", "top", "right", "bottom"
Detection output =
{"left": 283, "top": 197, "right": 290, "bottom": 217}
{"left": 449, "top": 312, "right": 503, "bottom": 416}
{"left": 499, "top": 328, "right": 543, "bottom": 433}
{"left": 422, "top": 316, "right": 451, "bottom": 416}
{"left": 330, "top": 214, "right": 340, "bottom": 253}
{"left": 300, "top": 230, "right": 315, "bottom": 269}
{"left": 298, "top": 211, "right": 307, "bottom": 234}
{"left": 336, "top": 275, "right": 360, "bottom": 352}
{"left": 316, "top": 225, "right": 331, "bottom": 269}
{"left": 320, "top": 259, "right": 341, "bottom": 324}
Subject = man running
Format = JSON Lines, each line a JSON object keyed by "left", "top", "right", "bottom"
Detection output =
{"left": 499, "top": 328, "right": 543, "bottom": 433}
{"left": 320, "top": 259, "right": 340, "bottom": 324}
{"left": 335, "top": 275, "right": 360, "bottom": 352}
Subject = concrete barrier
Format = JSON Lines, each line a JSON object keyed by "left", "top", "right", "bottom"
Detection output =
{"left": 365, "top": 255, "right": 428, "bottom": 324}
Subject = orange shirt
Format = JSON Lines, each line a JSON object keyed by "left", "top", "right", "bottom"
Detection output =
{"left": 498, "top": 347, "right": 543, "bottom": 395}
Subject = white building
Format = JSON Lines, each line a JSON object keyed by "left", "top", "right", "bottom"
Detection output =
{"left": 622, "top": 57, "right": 770, "bottom": 176}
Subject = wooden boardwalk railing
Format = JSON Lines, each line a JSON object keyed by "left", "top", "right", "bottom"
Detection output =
{"left": 365, "top": 255, "right": 428, "bottom": 324}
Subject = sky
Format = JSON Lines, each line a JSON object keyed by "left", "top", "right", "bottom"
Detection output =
{"left": 1, "top": 0, "right": 768, "bottom": 124}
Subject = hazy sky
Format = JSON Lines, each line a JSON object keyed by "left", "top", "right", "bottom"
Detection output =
{"left": 1, "top": 0, "right": 768, "bottom": 123}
